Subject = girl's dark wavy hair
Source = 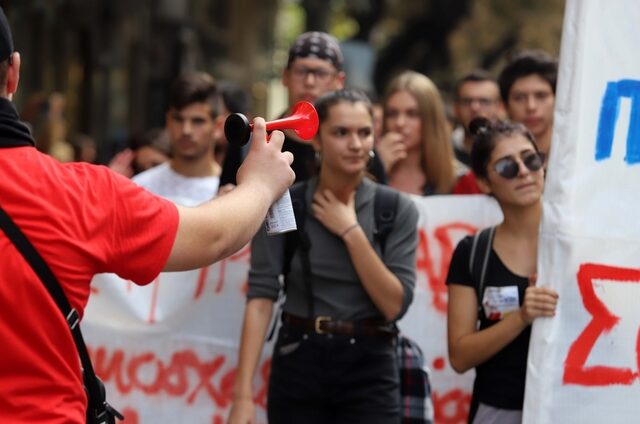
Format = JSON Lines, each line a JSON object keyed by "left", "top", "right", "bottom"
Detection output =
{"left": 314, "top": 89, "right": 373, "bottom": 123}
{"left": 469, "top": 117, "right": 539, "bottom": 178}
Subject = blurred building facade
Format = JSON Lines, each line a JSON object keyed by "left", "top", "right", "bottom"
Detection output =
{"left": 5, "top": 0, "right": 278, "bottom": 161}
{"left": 1, "top": 0, "right": 564, "bottom": 162}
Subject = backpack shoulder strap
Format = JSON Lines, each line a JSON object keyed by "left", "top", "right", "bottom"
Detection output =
{"left": 283, "top": 181, "right": 308, "bottom": 276}
{"left": 267, "top": 182, "right": 310, "bottom": 340}
{"left": 373, "top": 185, "right": 400, "bottom": 256}
{"left": 468, "top": 226, "right": 496, "bottom": 309}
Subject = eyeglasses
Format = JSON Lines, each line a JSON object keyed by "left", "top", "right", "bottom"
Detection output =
{"left": 457, "top": 97, "right": 497, "bottom": 108}
{"left": 493, "top": 152, "right": 545, "bottom": 179}
{"left": 290, "top": 66, "right": 337, "bottom": 83}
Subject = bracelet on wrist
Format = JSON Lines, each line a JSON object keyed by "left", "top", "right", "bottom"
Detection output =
{"left": 340, "top": 223, "right": 359, "bottom": 239}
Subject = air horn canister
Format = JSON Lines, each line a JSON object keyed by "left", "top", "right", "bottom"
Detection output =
{"left": 224, "top": 101, "right": 319, "bottom": 235}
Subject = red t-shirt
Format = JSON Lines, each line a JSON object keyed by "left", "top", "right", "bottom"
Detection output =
{"left": 0, "top": 147, "right": 179, "bottom": 423}
{"left": 452, "top": 170, "right": 483, "bottom": 195}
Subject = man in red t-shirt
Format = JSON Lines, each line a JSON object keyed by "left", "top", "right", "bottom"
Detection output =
{"left": 0, "top": 8, "right": 294, "bottom": 424}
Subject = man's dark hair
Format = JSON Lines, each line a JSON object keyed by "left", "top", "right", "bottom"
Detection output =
{"left": 0, "top": 59, "right": 9, "bottom": 87}
{"left": 454, "top": 69, "right": 495, "bottom": 100}
{"left": 218, "top": 80, "right": 252, "bottom": 115}
{"left": 498, "top": 50, "right": 558, "bottom": 103}
{"left": 0, "top": 6, "right": 13, "bottom": 88}
{"left": 167, "top": 72, "right": 219, "bottom": 118}
{"left": 314, "top": 89, "right": 372, "bottom": 124}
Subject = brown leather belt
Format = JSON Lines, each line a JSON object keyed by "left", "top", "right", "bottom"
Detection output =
{"left": 282, "top": 312, "right": 396, "bottom": 338}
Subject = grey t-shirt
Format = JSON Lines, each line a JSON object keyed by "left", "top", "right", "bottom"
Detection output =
{"left": 247, "top": 177, "right": 419, "bottom": 321}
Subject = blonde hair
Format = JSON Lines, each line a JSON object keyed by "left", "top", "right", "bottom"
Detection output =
{"left": 383, "top": 71, "right": 456, "bottom": 194}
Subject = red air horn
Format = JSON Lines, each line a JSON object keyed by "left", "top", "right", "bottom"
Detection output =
{"left": 224, "top": 101, "right": 319, "bottom": 146}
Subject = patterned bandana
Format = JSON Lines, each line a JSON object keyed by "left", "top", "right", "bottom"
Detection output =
{"left": 286, "top": 31, "right": 343, "bottom": 71}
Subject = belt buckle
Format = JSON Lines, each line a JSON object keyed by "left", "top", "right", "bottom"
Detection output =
{"left": 314, "top": 316, "right": 331, "bottom": 334}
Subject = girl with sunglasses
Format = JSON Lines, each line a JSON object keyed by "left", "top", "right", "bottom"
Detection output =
{"left": 446, "top": 117, "right": 559, "bottom": 424}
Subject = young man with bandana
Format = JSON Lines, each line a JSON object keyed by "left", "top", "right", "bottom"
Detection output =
{"left": 280, "top": 31, "right": 346, "bottom": 182}
{"left": 0, "top": 7, "right": 294, "bottom": 423}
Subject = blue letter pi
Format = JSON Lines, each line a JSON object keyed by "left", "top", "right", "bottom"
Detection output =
{"left": 595, "top": 79, "right": 640, "bottom": 164}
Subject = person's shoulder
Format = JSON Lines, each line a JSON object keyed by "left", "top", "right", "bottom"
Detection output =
{"left": 450, "top": 234, "right": 476, "bottom": 270}
{"left": 369, "top": 179, "right": 419, "bottom": 223}
{"left": 368, "top": 178, "right": 407, "bottom": 201}
{"left": 455, "top": 234, "right": 474, "bottom": 252}
{"left": 374, "top": 181, "right": 415, "bottom": 205}
{"left": 446, "top": 233, "right": 476, "bottom": 286}
{"left": 396, "top": 190, "right": 419, "bottom": 221}
{"left": 61, "top": 161, "right": 115, "bottom": 182}
{"left": 58, "top": 162, "right": 142, "bottom": 203}
{"left": 132, "top": 162, "right": 169, "bottom": 181}
{"left": 132, "top": 163, "right": 170, "bottom": 187}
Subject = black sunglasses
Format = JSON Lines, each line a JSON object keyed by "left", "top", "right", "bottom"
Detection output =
{"left": 493, "top": 152, "right": 546, "bottom": 179}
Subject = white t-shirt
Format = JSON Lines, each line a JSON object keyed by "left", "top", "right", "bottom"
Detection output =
{"left": 133, "top": 162, "right": 220, "bottom": 206}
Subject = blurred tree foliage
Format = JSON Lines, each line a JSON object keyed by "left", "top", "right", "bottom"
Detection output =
{"left": 1, "top": 0, "right": 565, "bottom": 161}
{"left": 447, "top": 0, "right": 564, "bottom": 91}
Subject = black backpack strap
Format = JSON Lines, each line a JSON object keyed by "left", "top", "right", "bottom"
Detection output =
{"left": 0, "top": 206, "right": 123, "bottom": 423}
{"left": 283, "top": 180, "right": 315, "bottom": 318}
{"left": 373, "top": 185, "right": 400, "bottom": 256}
{"left": 283, "top": 182, "right": 308, "bottom": 277}
{"left": 266, "top": 183, "right": 309, "bottom": 341}
{"left": 468, "top": 226, "right": 496, "bottom": 315}
{"left": 282, "top": 181, "right": 314, "bottom": 318}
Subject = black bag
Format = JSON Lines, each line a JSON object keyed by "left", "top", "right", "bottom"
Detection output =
{"left": 0, "top": 206, "right": 123, "bottom": 424}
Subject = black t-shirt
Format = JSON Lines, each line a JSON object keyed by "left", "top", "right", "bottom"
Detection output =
{"left": 446, "top": 235, "right": 530, "bottom": 410}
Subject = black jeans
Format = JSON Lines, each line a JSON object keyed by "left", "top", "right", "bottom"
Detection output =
{"left": 267, "top": 325, "right": 400, "bottom": 424}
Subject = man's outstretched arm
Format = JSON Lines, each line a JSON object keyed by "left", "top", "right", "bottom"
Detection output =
{"left": 163, "top": 118, "right": 294, "bottom": 271}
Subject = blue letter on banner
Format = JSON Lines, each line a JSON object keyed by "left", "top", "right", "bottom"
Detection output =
{"left": 595, "top": 79, "right": 640, "bottom": 164}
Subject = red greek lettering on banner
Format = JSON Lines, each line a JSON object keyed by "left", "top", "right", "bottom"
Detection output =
{"left": 416, "top": 223, "right": 477, "bottom": 314}
{"left": 90, "top": 346, "right": 270, "bottom": 409}
{"left": 564, "top": 263, "right": 640, "bottom": 386}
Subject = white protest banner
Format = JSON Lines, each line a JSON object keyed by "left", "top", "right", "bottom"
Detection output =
{"left": 83, "top": 195, "right": 502, "bottom": 424}
{"left": 84, "top": 247, "right": 263, "bottom": 424}
{"left": 524, "top": 1, "right": 640, "bottom": 423}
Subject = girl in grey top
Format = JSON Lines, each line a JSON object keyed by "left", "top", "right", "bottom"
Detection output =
{"left": 229, "top": 90, "right": 419, "bottom": 424}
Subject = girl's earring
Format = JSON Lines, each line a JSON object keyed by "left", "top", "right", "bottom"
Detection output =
{"left": 315, "top": 150, "right": 322, "bottom": 164}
